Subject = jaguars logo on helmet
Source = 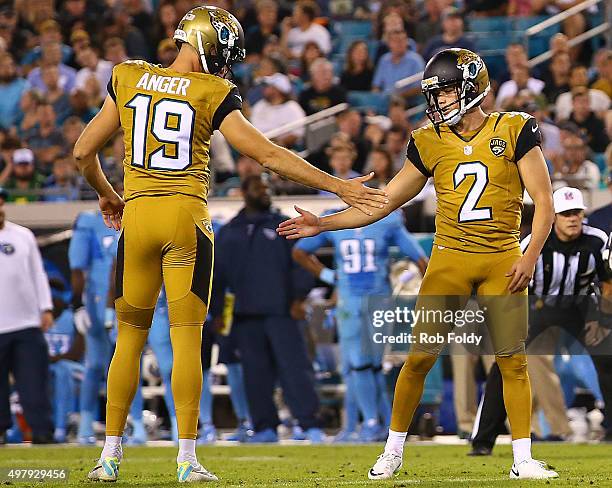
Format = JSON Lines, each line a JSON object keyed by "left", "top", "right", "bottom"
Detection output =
{"left": 421, "top": 48, "right": 490, "bottom": 127}
{"left": 456, "top": 50, "right": 484, "bottom": 80}
{"left": 209, "top": 9, "right": 239, "bottom": 47}
{"left": 173, "top": 6, "right": 245, "bottom": 76}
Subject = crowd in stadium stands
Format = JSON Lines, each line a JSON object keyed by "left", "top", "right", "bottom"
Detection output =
{"left": 0, "top": 0, "right": 609, "bottom": 212}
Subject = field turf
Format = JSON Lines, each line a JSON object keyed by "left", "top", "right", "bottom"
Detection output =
{"left": 1, "top": 443, "right": 611, "bottom": 487}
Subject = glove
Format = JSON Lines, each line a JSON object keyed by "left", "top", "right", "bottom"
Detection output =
{"left": 104, "top": 307, "right": 117, "bottom": 330}
{"left": 319, "top": 267, "right": 336, "bottom": 285}
{"left": 73, "top": 306, "right": 92, "bottom": 335}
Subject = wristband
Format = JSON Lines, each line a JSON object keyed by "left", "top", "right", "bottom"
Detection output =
{"left": 71, "top": 296, "right": 83, "bottom": 310}
{"left": 319, "top": 267, "right": 336, "bottom": 285}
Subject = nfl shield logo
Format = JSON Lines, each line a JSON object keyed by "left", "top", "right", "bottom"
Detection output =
{"left": 489, "top": 138, "right": 507, "bottom": 157}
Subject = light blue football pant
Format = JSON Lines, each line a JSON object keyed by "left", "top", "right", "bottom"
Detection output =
{"left": 51, "top": 360, "right": 84, "bottom": 431}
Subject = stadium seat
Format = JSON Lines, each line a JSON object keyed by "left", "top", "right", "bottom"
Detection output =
{"left": 466, "top": 16, "right": 510, "bottom": 34}
{"left": 511, "top": 16, "right": 546, "bottom": 31}
{"left": 482, "top": 54, "right": 506, "bottom": 80}
{"left": 592, "top": 153, "right": 607, "bottom": 174}
{"left": 474, "top": 34, "right": 522, "bottom": 54}
{"left": 332, "top": 20, "right": 372, "bottom": 39}
{"left": 347, "top": 91, "right": 390, "bottom": 114}
{"left": 331, "top": 53, "right": 345, "bottom": 76}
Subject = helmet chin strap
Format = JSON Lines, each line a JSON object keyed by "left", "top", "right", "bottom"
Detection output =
{"left": 443, "top": 82, "right": 491, "bottom": 126}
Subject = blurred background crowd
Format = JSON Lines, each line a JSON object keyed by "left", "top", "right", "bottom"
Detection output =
{"left": 0, "top": 0, "right": 609, "bottom": 226}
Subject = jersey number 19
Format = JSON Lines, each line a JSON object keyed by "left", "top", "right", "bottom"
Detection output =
{"left": 126, "top": 94, "right": 195, "bottom": 171}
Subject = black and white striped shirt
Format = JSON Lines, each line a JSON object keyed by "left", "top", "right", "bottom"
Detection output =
{"left": 521, "top": 224, "right": 609, "bottom": 297}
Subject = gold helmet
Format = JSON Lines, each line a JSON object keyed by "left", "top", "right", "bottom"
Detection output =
{"left": 173, "top": 6, "right": 245, "bottom": 76}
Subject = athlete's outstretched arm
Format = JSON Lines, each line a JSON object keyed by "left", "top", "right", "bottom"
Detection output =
{"left": 73, "top": 96, "right": 124, "bottom": 230}
{"left": 277, "top": 160, "right": 428, "bottom": 239}
{"left": 507, "top": 146, "right": 554, "bottom": 292}
{"left": 219, "top": 110, "right": 388, "bottom": 216}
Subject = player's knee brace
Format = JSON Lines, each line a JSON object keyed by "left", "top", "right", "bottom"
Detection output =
{"left": 404, "top": 353, "right": 437, "bottom": 375}
{"left": 495, "top": 354, "right": 528, "bottom": 380}
{"left": 115, "top": 297, "right": 155, "bottom": 329}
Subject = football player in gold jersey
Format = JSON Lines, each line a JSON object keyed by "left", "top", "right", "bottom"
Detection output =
{"left": 73, "top": 6, "right": 387, "bottom": 483}
{"left": 278, "top": 48, "right": 559, "bottom": 481}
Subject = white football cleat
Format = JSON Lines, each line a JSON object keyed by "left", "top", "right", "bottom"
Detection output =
{"left": 87, "top": 456, "right": 120, "bottom": 482}
{"left": 368, "top": 452, "right": 403, "bottom": 480}
{"left": 509, "top": 459, "right": 559, "bottom": 479}
{"left": 177, "top": 461, "right": 219, "bottom": 483}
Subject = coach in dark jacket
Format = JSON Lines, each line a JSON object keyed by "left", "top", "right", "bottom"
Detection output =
{"left": 210, "top": 175, "right": 322, "bottom": 442}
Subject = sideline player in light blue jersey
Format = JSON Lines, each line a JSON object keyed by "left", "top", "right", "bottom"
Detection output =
{"left": 69, "top": 210, "right": 119, "bottom": 444}
{"left": 45, "top": 275, "right": 85, "bottom": 443}
{"left": 294, "top": 209, "right": 427, "bottom": 442}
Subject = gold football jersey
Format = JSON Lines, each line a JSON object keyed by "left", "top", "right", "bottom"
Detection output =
{"left": 108, "top": 60, "right": 242, "bottom": 202}
{"left": 406, "top": 112, "right": 542, "bottom": 253}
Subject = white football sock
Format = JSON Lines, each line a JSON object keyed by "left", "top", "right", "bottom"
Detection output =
{"left": 512, "top": 437, "right": 532, "bottom": 465}
{"left": 177, "top": 438, "right": 197, "bottom": 465}
{"left": 100, "top": 435, "right": 122, "bottom": 461}
{"left": 384, "top": 429, "right": 407, "bottom": 456}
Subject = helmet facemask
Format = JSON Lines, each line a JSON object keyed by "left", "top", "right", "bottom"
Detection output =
{"left": 193, "top": 28, "right": 245, "bottom": 78}
{"left": 424, "top": 78, "right": 490, "bottom": 127}
{"left": 424, "top": 82, "right": 463, "bottom": 126}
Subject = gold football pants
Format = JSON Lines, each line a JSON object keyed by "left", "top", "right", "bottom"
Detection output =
{"left": 106, "top": 194, "right": 214, "bottom": 439}
{"left": 390, "top": 245, "right": 532, "bottom": 440}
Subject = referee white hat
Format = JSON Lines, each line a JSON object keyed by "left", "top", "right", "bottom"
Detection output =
{"left": 553, "top": 186, "right": 587, "bottom": 214}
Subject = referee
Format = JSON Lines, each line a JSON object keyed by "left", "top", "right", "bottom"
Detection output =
{"left": 469, "top": 187, "right": 612, "bottom": 454}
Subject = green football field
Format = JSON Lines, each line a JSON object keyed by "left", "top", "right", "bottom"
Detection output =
{"left": 1, "top": 443, "right": 611, "bottom": 487}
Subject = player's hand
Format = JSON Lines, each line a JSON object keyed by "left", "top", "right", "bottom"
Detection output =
{"left": 99, "top": 191, "right": 125, "bottom": 231}
{"left": 290, "top": 300, "right": 306, "bottom": 321}
{"left": 211, "top": 316, "right": 225, "bottom": 333}
{"left": 336, "top": 172, "right": 389, "bottom": 216}
{"left": 506, "top": 256, "right": 536, "bottom": 293}
{"left": 584, "top": 321, "right": 611, "bottom": 347}
{"left": 276, "top": 206, "right": 321, "bottom": 240}
{"left": 73, "top": 306, "right": 92, "bottom": 335}
{"left": 40, "top": 311, "right": 54, "bottom": 332}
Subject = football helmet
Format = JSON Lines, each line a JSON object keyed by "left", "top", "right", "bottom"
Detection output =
{"left": 421, "top": 48, "right": 490, "bottom": 126}
{"left": 173, "top": 6, "right": 245, "bottom": 76}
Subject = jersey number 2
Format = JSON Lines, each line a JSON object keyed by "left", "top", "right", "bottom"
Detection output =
{"left": 126, "top": 94, "right": 195, "bottom": 171}
{"left": 453, "top": 161, "right": 492, "bottom": 223}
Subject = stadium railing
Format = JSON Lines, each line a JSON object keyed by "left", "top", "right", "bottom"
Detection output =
{"left": 527, "top": 0, "right": 610, "bottom": 67}
{"left": 395, "top": 0, "right": 609, "bottom": 93}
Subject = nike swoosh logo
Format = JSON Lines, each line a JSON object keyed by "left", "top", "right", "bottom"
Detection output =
{"left": 511, "top": 468, "right": 519, "bottom": 476}
{"left": 234, "top": 94, "right": 242, "bottom": 102}
{"left": 531, "top": 123, "right": 538, "bottom": 133}
{"left": 369, "top": 469, "right": 383, "bottom": 477}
